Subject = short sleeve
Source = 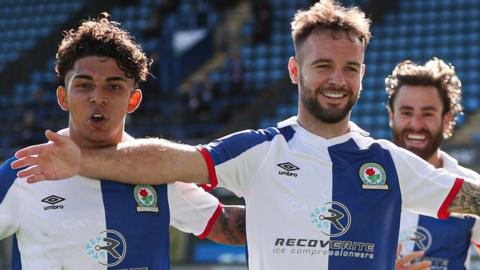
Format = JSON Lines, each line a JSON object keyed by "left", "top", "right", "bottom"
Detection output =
{"left": 0, "top": 158, "right": 21, "bottom": 239}
{"left": 391, "top": 146, "right": 461, "bottom": 219}
{"left": 167, "top": 182, "right": 221, "bottom": 238}
{"left": 200, "top": 128, "right": 285, "bottom": 197}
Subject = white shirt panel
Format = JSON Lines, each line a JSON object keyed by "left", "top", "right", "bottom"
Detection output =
{"left": 168, "top": 181, "right": 219, "bottom": 235}
{"left": 0, "top": 180, "right": 20, "bottom": 239}
{"left": 380, "top": 142, "right": 458, "bottom": 217}
{"left": 15, "top": 177, "right": 107, "bottom": 270}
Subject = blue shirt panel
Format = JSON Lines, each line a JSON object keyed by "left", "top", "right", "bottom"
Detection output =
{"left": 101, "top": 181, "right": 170, "bottom": 270}
{"left": 0, "top": 157, "right": 22, "bottom": 269}
{"left": 328, "top": 139, "right": 401, "bottom": 270}
{"left": 0, "top": 157, "right": 20, "bottom": 204}
{"left": 205, "top": 126, "right": 295, "bottom": 166}
{"left": 415, "top": 215, "right": 475, "bottom": 270}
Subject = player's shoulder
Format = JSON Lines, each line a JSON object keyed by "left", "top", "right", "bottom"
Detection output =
{"left": 441, "top": 151, "right": 479, "bottom": 180}
{"left": 450, "top": 163, "right": 479, "bottom": 180}
{"left": 231, "top": 116, "right": 296, "bottom": 142}
{"left": 352, "top": 135, "right": 399, "bottom": 152}
{"left": 209, "top": 124, "right": 295, "bottom": 152}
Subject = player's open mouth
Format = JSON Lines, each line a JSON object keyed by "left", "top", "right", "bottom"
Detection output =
{"left": 90, "top": 113, "right": 106, "bottom": 123}
{"left": 321, "top": 91, "right": 347, "bottom": 99}
{"left": 405, "top": 133, "right": 427, "bottom": 145}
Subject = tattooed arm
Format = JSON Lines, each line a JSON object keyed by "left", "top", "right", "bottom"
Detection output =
{"left": 448, "top": 181, "right": 480, "bottom": 218}
{"left": 207, "top": 205, "right": 246, "bottom": 245}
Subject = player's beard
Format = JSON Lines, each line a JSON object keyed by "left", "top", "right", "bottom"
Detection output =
{"left": 392, "top": 126, "right": 443, "bottom": 161}
{"left": 299, "top": 76, "right": 357, "bottom": 124}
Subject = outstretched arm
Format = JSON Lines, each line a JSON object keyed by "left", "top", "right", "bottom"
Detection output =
{"left": 207, "top": 205, "right": 246, "bottom": 245}
{"left": 12, "top": 130, "right": 209, "bottom": 185}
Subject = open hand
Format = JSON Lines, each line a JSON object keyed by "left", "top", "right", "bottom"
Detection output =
{"left": 395, "top": 243, "right": 431, "bottom": 270}
{"left": 11, "top": 130, "right": 81, "bottom": 183}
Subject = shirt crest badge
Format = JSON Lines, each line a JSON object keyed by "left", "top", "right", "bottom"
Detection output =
{"left": 359, "top": 162, "right": 388, "bottom": 190}
{"left": 134, "top": 185, "right": 159, "bottom": 212}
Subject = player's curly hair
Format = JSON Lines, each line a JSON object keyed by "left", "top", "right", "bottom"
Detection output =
{"left": 291, "top": 0, "right": 371, "bottom": 59}
{"left": 56, "top": 12, "right": 151, "bottom": 85}
{"left": 385, "top": 57, "right": 463, "bottom": 138}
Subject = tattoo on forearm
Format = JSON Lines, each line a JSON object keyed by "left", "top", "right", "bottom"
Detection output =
{"left": 449, "top": 181, "right": 480, "bottom": 218}
{"left": 220, "top": 207, "right": 246, "bottom": 245}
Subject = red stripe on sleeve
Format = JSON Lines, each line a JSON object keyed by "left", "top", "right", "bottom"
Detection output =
{"left": 472, "top": 240, "right": 480, "bottom": 249}
{"left": 196, "top": 146, "right": 218, "bottom": 192}
{"left": 197, "top": 203, "right": 223, "bottom": 239}
{"left": 437, "top": 178, "right": 464, "bottom": 219}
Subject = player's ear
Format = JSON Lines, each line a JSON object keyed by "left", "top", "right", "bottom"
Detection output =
{"left": 57, "top": 86, "right": 69, "bottom": 111}
{"left": 443, "top": 112, "right": 454, "bottom": 137}
{"left": 127, "top": 89, "right": 142, "bottom": 113}
{"left": 288, "top": 57, "right": 300, "bottom": 84}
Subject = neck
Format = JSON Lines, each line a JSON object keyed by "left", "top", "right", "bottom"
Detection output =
{"left": 426, "top": 149, "right": 443, "bottom": 168}
{"left": 65, "top": 127, "right": 124, "bottom": 148}
{"left": 297, "top": 109, "right": 350, "bottom": 139}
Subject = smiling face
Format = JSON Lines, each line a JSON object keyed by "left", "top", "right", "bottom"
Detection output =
{"left": 390, "top": 85, "right": 451, "bottom": 160}
{"left": 57, "top": 56, "right": 142, "bottom": 147}
{"left": 289, "top": 30, "right": 365, "bottom": 126}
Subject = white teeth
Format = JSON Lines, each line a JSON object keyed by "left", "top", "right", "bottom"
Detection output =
{"left": 322, "top": 92, "right": 345, "bottom": 98}
{"left": 407, "top": 134, "right": 425, "bottom": 141}
{"left": 92, "top": 114, "right": 103, "bottom": 119}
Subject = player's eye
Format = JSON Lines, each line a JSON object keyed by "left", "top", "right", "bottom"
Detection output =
{"left": 77, "top": 82, "right": 92, "bottom": 89}
{"left": 109, "top": 84, "right": 121, "bottom": 91}
{"left": 345, "top": 66, "right": 358, "bottom": 72}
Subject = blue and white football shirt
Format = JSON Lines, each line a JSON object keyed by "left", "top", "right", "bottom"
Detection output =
{"left": 0, "top": 134, "right": 221, "bottom": 270}
{"left": 398, "top": 151, "right": 480, "bottom": 270}
{"left": 199, "top": 117, "right": 464, "bottom": 270}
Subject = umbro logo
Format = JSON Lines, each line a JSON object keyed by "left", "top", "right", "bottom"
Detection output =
{"left": 277, "top": 162, "right": 300, "bottom": 177}
{"left": 41, "top": 195, "right": 65, "bottom": 211}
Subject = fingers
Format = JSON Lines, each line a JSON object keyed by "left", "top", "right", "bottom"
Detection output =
{"left": 14, "top": 144, "right": 47, "bottom": 159}
{"left": 16, "top": 164, "right": 42, "bottom": 179}
{"left": 396, "top": 250, "right": 431, "bottom": 270}
{"left": 404, "top": 260, "right": 431, "bottom": 270}
{"left": 397, "top": 243, "right": 403, "bottom": 258}
{"left": 45, "top": 129, "right": 65, "bottom": 144}
{"left": 12, "top": 164, "right": 47, "bottom": 184}
{"left": 11, "top": 155, "right": 40, "bottom": 170}
{"left": 397, "top": 250, "right": 424, "bottom": 265}
{"left": 13, "top": 130, "right": 67, "bottom": 159}
{"left": 26, "top": 173, "right": 47, "bottom": 184}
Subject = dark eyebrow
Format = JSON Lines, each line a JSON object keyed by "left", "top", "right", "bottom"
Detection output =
{"left": 72, "top": 75, "right": 93, "bottom": 81}
{"left": 71, "top": 75, "right": 127, "bottom": 82}
{"left": 420, "top": 106, "right": 438, "bottom": 112}
{"left": 398, "top": 105, "right": 438, "bottom": 112}
{"left": 310, "top": 58, "right": 332, "bottom": 66}
{"left": 105, "top": 76, "right": 127, "bottom": 82}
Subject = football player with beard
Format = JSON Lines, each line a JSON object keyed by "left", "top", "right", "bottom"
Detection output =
{"left": 388, "top": 58, "right": 480, "bottom": 270}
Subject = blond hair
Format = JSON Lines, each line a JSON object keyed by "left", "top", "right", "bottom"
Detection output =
{"left": 385, "top": 57, "right": 463, "bottom": 138}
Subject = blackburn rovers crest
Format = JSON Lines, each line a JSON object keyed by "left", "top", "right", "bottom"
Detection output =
{"left": 359, "top": 163, "right": 388, "bottom": 190}
{"left": 134, "top": 185, "right": 159, "bottom": 212}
